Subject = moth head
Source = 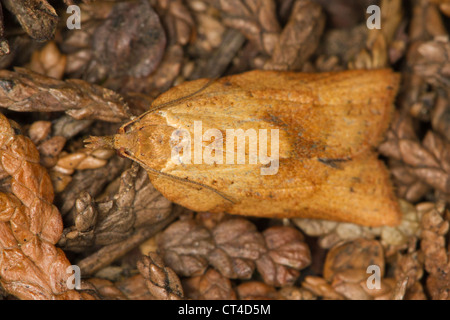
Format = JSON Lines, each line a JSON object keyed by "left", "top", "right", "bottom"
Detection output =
{"left": 84, "top": 122, "right": 139, "bottom": 160}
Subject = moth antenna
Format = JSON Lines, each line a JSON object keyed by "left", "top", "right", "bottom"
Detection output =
{"left": 120, "top": 149, "right": 235, "bottom": 204}
{"left": 84, "top": 135, "right": 115, "bottom": 150}
{"left": 128, "top": 77, "right": 219, "bottom": 124}
{"left": 148, "top": 77, "right": 218, "bottom": 113}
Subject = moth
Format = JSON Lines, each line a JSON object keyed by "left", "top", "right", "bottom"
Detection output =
{"left": 87, "top": 69, "right": 401, "bottom": 227}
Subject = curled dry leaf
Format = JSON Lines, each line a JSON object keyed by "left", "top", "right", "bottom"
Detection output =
{"left": 0, "top": 113, "right": 93, "bottom": 299}
{"left": 76, "top": 209, "right": 179, "bottom": 277}
{"left": 137, "top": 253, "right": 184, "bottom": 300}
{"left": 0, "top": 68, "right": 130, "bottom": 122}
{"left": 37, "top": 136, "right": 67, "bottom": 168}
{"left": 182, "top": 268, "right": 237, "bottom": 300}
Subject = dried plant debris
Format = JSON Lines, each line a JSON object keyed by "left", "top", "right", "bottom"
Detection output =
{"left": 0, "top": 113, "right": 93, "bottom": 299}
{"left": 88, "top": 1, "right": 166, "bottom": 80}
{"left": 27, "top": 42, "right": 66, "bottom": 80}
{"left": 262, "top": 0, "right": 325, "bottom": 70}
{"left": 349, "top": 0, "right": 403, "bottom": 69}
{"left": 59, "top": 164, "right": 172, "bottom": 251}
{"left": 293, "top": 200, "right": 422, "bottom": 250}
{"left": 183, "top": 268, "right": 237, "bottom": 300}
{"left": 419, "top": 202, "right": 450, "bottom": 300}
{"left": 306, "top": 239, "right": 398, "bottom": 300}
{"left": 0, "top": 0, "right": 449, "bottom": 301}
{"left": 2, "top": 0, "right": 58, "bottom": 42}
{"left": 137, "top": 253, "right": 184, "bottom": 300}
{"left": 0, "top": 68, "right": 130, "bottom": 122}
{"left": 157, "top": 216, "right": 311, "bottom": 286}
{"left": 379, "top": 114, "right": 450, "bottom": 200}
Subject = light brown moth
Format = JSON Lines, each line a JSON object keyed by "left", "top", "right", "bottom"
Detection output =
{"left": 87, "top": 69, "right": 401, "bottom": 227}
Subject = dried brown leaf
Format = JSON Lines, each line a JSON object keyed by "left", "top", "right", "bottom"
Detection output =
{"left": 379, "top": 114, "right": 450, "bottom": 196}
{"left": 90, "top": 1, "right": 166, "bottom": 79}
{"left": 324, "top": 239, "right": 384, "bottom": 281}
{"left": 28, "top": 42, "right": 66, "bottom": 80}
{"left": 159, "top": 216, "right": 311, "bottom": 286}
{"left": 59, "top": 164, "right": 172, "bottom": 251}
{"left": 208, "top": 218, "right": 266, "bottom": 279}
{"left": 302, "top": 276, "right": 344, "bottom": 300}
{"left": 349, "top": 0, "right": 402, "bottom": 69}
{"left": 263, "top": 0, "right": 325, "bottom": 70}
{"left": 182, "top": 268, "right": 236, "bottom": 300}
{"left": 255, "top": 226, "right": 311, "bottom": 286}
{"left": 0, "top": 113, "right": 92, "bottom": 299}
{"left": 3, "top": 0, "right": 58, "bottom": 42}
{"left": 137, "top": 253, "right": 184, "bottom": 300}
{"left": 294, "top": 200, "right": 422, "bottom": 250}
{"left": 418, "top": 202, "right": 450, "bottom": 300}
{"left": 278, "top": 285, "right": 316, "bottom": 300}
{"left": 415, "top": 37, "right": 450, "bottom": 88}
{"left": 236, "top": 281, "right": 280, "bottom": 300}
{"left": 0, "top": 68, "right": 130, "bottom": 122}
{"left": 215, "top": 0, "right": 281, "bottom": 55}
{"left": 157, "top": 218, "right": 214, "bottom": 276}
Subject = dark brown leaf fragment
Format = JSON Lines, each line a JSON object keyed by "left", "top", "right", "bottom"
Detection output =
{"left": 137, "top": 253, "right": 184, "bottom": 300}
{"left": 0, "top": 68, "right": 130, "bottom": 122}
{"left": 3, "top": 0, "right": 58, "bottom": 41}
{"left": 91, "top": 1, "right": 166, "bottom": 78}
